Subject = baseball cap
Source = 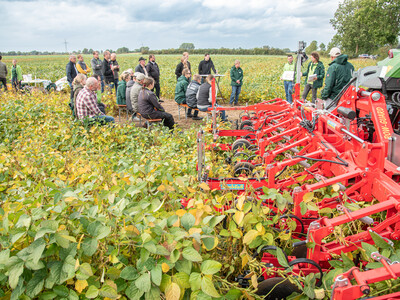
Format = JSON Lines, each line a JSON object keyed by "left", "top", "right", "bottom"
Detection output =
{"left": 133, "top": 72, "right": 141, "bottom": 78}
{"left": 139, "top": 57, "right": 146, "bottom": 61}
{"left": 329, "top": 47, "right": 341, "bottom": 57}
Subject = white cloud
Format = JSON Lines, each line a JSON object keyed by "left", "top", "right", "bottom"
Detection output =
{"left": 0, "top": 0, "right": 342, "bottom": 52}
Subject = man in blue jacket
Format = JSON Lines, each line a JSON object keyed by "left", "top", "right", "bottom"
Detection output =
{"left": 66, "top": 55, "right": 78, "bottom": 110}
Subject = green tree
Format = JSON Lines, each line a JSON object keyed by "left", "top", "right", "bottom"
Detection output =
{"left": 179, "top": 43, "right": 195, "bottom": 51}
{"left": 330, "top": 0, "right": 400, "bottom": 54}
{"left": 305, "top": 41, "right": 318, "bottom": 54}
{"left": 140, "top": 46, "right": 149, "bottom": 54}
{"left": 116, "top": 47, "right": 130, "bottom": 54}
{"left": 319, "top": 43, "right": 326, "bottom": 51}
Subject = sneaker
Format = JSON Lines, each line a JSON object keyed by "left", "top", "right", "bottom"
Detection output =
{"left": 187, "top": 115, "right": 194, "bottom": 118}
{"left": 132, "top": 116, "right": 141, "bottom": 121}
{"left": 192, "top": 116, "right": 203, "bottom": 120}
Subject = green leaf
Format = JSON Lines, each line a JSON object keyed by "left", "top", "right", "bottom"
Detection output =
{"left": 300, "top": 202, "right": 307, "bottom": 215}
{"left": 0, "top": 249, "right": 10, "bottom": 265}
{"left": 189, "top": 272, "right": 201, "bottom": 291}
{"left": 120, "top": 266, "right": 139, "bottom": 281}
{"left": 146, "top": 286, "right": 161, "bottom": 300}
{"left": 144, "top": 241, "right": 157, "bottom": 253}
{"left": 10, "top": 278, "right": 24, "bottom": 300}
{"left": 87, "top": 221, "right": 111, "bottom": 239}
{"left": 76, "top": 263, "right": 93, "bottom": 280}
{"left": 276, "top": 248, "right": 289, "bottom": 268}
{"left": 208, "top": 215, "right": 225, "bottom": 227}
{"left": 135, "top": 272, "right": 151, "bottom": 293}
{"left": 17, "top": 238, "right": 46, "bottom": 265}
{"left": 48, "top": 255, "right": 75, "bottom": 285}
{"left": 26, "top": 268, "right": 47, "bottom": 298}
{"left": 362, "top": 242, "right": 379, "bottom": 258}
{"left": 85, "top": 285, "right": 99, "bottom": 299}
{"left": 82, "top": 238, "right": 98, "bottom": 257}
{"left": 370, "top": 231, "right": 393, "bottom": 249}
{"left": 99, "top": 284, "right": 118, "bottom": 299}
{"left": 38, "top": 291, "right": 57, "bottom": 300}
{"left": 173, "top": 271, "right": 190, "bottom": 289}
{"left": 53, "top": 285, "right": 69, "bottom": 297}
{"left": 160, "top": 274, "right": 172, "bottom": 293}
{"left": 225, "top": 289, "right": 242, "bottom": 300}
{"left": 181, "top": 213, "right": 196, "bottom": 230}
{"left": 169, "top": 249, "right": 180, "bottom": 263}
{"left": 201, "top": 276, "right": 220, "bottom": 298}
{"left": 126, "top": 282, "right": 144, "bottom": 300}
{"left": 150, "top": 265, "right": 162, "bottom": 286}
{"left": 7, "top": 257, "right": 24, "bottom": 289}
{"left": 341, "top": 252, "right": 354, "bottom": 269}
{"left": 182, "top": 247, "right": 203, "bottom": 262}
{"left": 201, "top": 260, "right": 222, "bottom": 275}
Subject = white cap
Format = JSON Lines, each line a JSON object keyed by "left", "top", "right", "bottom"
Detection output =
{"left": 329, "top": 47, "right": 341, "bottom": 57}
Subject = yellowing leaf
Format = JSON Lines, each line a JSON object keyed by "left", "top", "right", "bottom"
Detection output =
{"left": 242, "top": 254, "right": 250, "bottom": 268}
{"left": 243, "top": 230, "right": 259, "bottom": 245}
{"left": 251, "top": 274, "right": 258, "bottom": 288}
{"left": 75, "top": 279, "right": 88, "bottom": 293}
{"left": 162, "top": 263, "right": 170, "bottom": 273}
{"left": 187, "top": 187, "right": 196, "bottom": 193}
{"left": 303, "top": 192, "right": 314, "bottom": 203}
{"left": 198, "top": 182, "right": 210, "bottom": 191}
{"left": 176, "top": 209, "right": 186, "bottom": 217}
{"left": 189, "top": 228, "right": 202, "bottom": 235}
{"left": 332, "top": 184, "right": 340, "bottom": 192}
{"left": 314, "top": 288, "right": 325, "bottom": 299}
{"left": 236, "top": 195, "right": 245, "bottom": 211}
{"left": 157, "top": 184, "right": 166, "bottom": 192}
{"left": 165, "top": 282, "right": 180, "bottom": 300}
{"left": 234, "top": 211, "right": 244, "bottom": 225}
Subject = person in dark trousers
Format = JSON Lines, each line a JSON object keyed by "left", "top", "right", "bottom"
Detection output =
{"left": 175, "top": 68, "right": 201, "bottom": 119}
{"left": 135, "top": 57, "right": 148, "bottom": 76}
{"left": 0, "top": 55, "right": 7, "bottom": 91}
{"left": 110, "top": 53, "right": 120, "bottom": 93}
{"left": 229, "top": 60, "right": 243, "bottom": 106}
{"left": 302, "top": 52, "right": 325, "bottom": 104}
{"left": 175, "top": 52, "right": 191, "bottom": 81}
{"left": 91, "top": 51, "right": 104, "bottom": 93}
{"left": 197, "top": 74, "right": 226, "bottom": 121}
{"left": 185, "top": 74, "right": 203, "bottom": 120}
{"left": 138, "top": 77, "right": 175, "bottom": 131}
{"left": 321, "top": 47, "right": 354, "bottom": 109}
{"left": 198, "top": 54, "right": 218, "bottom": 82}
{"left": 11, "top": 59, "right": 22, "bottom": 91}
{"left": 101, "top": 51, "right": 116, "bottom": 92}
{"left": 66, "top": 55, "right": 78, "bottom": 110}
{"left": 146, "top": 54, "right": 162, "bottom": 101}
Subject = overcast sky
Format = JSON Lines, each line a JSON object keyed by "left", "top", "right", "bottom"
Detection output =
{"left": 0, "top": 0, "right": 342, "bottom": 52}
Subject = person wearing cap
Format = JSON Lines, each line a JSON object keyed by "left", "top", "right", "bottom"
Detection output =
{"left": 135, "top": 57, "right": 148, "bottom": 76}
{"left": 129, "top": 73, "right": 146, "bottom": 116}
{"left": 321, "top": 47, "right": 354, "bottom": 105}
{"left": 301, "top": 52, "right": 325, "bottom": 104}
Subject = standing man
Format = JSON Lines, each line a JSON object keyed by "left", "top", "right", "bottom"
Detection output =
{"left": 175, "top": 52, "right": 192, "bottom": 80}
{"left": 110, "top": 53, "right": 120, "bottom": 93}
{"left": 101, "top": 51, "right": 116, "bottom": 92}
{"left": 321, "top": 47, "right": 354, "bottom": 109}
{"left": 198, "top": 54, "right": 217, "bottom": 82}
{"left": 76, "top": 54, "right": 91, "bottom": 76}
{"left": 135, "top": 57, "right": 148, "bottom": 76}
{"left": 91, "top": 51, "right": 104, "bottom": 93}
{"left": 282, "top": 55, "right": 295, "bottom": 103}
{"left": 75, "top": 77, "right": 114, "bottom": 124}
{"left": 66, "top": 55, "right": 78, "bottom": 108}
{"left": 146, "top": 54, "right": 161, "bottom": 100}
{"left": 0, "top": 55, "right": 8, "bottom": 91}
{"left": 11, "top": 59, "right": 22, "bottom": 91}
{"left": 229, "top": 60, "right": 243, "bottom": 106}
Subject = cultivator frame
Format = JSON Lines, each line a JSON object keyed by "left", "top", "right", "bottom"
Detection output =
{"left": 195, "top": 65, "right": 400, "bottom": 298}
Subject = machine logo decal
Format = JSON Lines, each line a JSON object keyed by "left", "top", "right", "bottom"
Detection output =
{"left": 221, "top": 184, "right": 245, "bottom": 190}
{"left": 376, "top": 107, "right": 392, "bottom": 139}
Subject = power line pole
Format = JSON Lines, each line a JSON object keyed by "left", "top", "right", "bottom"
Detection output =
{"left": 64, "top": 39, "right": 68, "bottom": 53}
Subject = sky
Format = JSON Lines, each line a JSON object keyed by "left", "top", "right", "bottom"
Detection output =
{"left": 0, "top": 0, "right": 342, "bottom": 52}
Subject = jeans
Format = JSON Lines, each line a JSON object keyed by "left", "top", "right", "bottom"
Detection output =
{"left": 230, "top": 85, "right": 241, "bottom": 104}
{"left": 302, "top": 83, "right": 318, "bottom": 103}
{"left": 198, "top": 105, "right": 226, "bottom": 121}
{"left": 284, "top": 81, "right": 293, "bottom": 104}
{"left": 187, "top": 108, "right": 199, "bottom": 117}
{"left": 92, "top": 115, "right": 115, "bottom": 124}
{"left": 11, "top": 77, "right": 21, "bottom": 90}
{"left": 100, "top": 75, "right": 105, "bottom": 93}
{"left": 114, "top": 79, "right": 119, "bottom": 93}
{"left": 68, "top": 81, "right": 74, "bottom": 102}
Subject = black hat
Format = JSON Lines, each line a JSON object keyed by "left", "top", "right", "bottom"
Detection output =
{"left": 139, "top": 57, "right": 146, "bottom": 61}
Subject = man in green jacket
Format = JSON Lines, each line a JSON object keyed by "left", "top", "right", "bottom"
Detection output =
{"left": 302, "top": 52, "right": 324, "bottom": 104}
{"left": 230, "top": 60, "right": 243, "bottom": 105}
{"left": 321, "top": 47, "right": 354, "bottom": 108}
{"left": 11, "top": 59, "right": 23, "bottom": 91}
{"left": 175, "top": 68, "right": 201, "bottom": 119}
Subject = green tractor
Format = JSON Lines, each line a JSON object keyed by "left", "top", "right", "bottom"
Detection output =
{"left": 360, "top": 48, "right": 400, "bottom": 129}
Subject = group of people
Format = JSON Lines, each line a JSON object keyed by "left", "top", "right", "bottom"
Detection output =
{"left": 282, "top": 47, "right": 354, "bottom": 108}
{"left": 0, "top": 55, "right": 23, "bottom": 91}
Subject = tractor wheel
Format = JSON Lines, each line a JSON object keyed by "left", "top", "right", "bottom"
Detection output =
{"left": 243, "top": 126, "right": 255, "bottom": 131}
{"left": 240, "top": 120, "right": 253, "bottom": 129}
{"left": 232, "top": 139, "right": 251, "bottom": 152}
{"left": 256, "top": 277, "right": 300, "bottom": 299}
{"left": 233, "top": 162, "right": 254, "bottom": 176}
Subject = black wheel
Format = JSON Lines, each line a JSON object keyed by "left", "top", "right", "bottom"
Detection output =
{"left": 240, "top": 120, "right": 253, "bottom": 129}
{"left": 288, "top": 258, "right": 324, "bottom": 287}
{"left": 232, "top": 139, "right": 251, "bottom": 152}
{"left": 233, "top": 162, "right": 254, "bottom": 176}
{"left": 256, "top": 277, "right": 300, "bottom": 299}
